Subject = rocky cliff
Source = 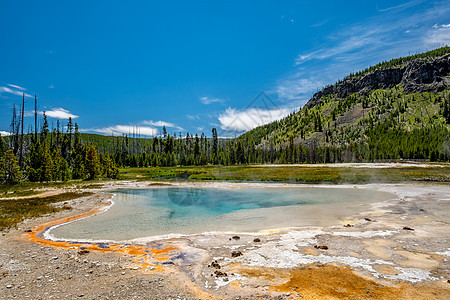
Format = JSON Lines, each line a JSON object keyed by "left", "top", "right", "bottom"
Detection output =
{"left": 306, "top": 53, "right": 450, "bottom": 108}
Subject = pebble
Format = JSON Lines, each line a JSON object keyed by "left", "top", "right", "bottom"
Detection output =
{"left": 50, "top": 256, "right": 58, "bottom": 260}
{"left": 6, "top": 284, "right": 13, "bottom": 289}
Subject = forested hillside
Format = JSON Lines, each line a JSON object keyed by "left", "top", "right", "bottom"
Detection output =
{"left": 0, "top": 47, "right": 449, "bottom": 184}
{"left": 240, "top": 47, "right": 450, "bottom": 163}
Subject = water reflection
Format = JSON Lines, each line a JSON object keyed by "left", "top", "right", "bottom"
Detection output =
{"left": 167, "top": 188, "right": 203, "bottom": 206}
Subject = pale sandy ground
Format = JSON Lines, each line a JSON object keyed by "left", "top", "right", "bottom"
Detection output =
{"left": 1, "top": 180, "right": 449, "bottom": 299}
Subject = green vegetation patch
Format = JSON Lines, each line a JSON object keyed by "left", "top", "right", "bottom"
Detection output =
{"left": 120, "top": 165, "right": 450, "bottom": 184}
{"left": 0, "top": 192, "right": 93, "bottom": 231}
{"left": 0, "top": 189, "right": 43, "bottom": 198}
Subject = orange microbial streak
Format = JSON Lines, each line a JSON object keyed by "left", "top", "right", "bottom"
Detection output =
{"left": 26, "top": 199, "right": 179, "bottom": 271}
{"left": 25, "top": 197, "right": 216, "bottom": 299}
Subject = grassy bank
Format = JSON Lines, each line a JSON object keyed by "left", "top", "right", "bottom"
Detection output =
{"left": 0, "top": 192, "right": 93, "bottom": 231}
{"left": 119, "top": 164, "right": 450, "bottom": 183}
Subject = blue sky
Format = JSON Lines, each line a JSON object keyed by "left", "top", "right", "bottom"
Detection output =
{"left": 1, "top": 0, "right": 449, "bottom": 137}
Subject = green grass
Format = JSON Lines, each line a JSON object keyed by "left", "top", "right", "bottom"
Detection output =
{"left": 0, "top": 192, "right": 93, "bottom": 231}
{"left": 119, "top": 164, "right": 450, "bottom": 183}
{"left": 0, "top": 189, "right": 43, "bottom": 198}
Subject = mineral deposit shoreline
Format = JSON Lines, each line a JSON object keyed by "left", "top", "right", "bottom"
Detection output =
{"left": 1, "top": 180, "right": 449, "bottom": 299}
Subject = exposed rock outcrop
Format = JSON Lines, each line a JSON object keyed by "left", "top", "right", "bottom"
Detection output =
{"left": 306, "top": 54, "right": 450, "bottom": 108}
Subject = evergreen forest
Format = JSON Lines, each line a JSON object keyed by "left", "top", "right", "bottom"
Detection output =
{"left": 1, "top": 47, "right": 449, "bottom": 184}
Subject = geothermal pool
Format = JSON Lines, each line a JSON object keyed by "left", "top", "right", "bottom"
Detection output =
{"left": 49, "top": 186, "right": 395, "bottom": 241}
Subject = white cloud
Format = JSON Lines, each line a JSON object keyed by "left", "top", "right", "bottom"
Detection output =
{"left": 49, "top": 84, "right": 55, "bottom": 89}
{"left": 276, "top": 78, "right": 325, "bottom": 101}
{"left": 277, "top": 1, "right": 450, "bottom": 105}
{"left": 142, "top": 120, "right": 184, "bottom": 131}
{"left": 199, "top": 96, "right": 225, "bottom": 105}
{"left": 376, "top": 0, "right": 425, "bottom": 12}
{"left": 311, "top": 19, "right": 330, "bottom": 28}
{"left": 89, "top": 125, "right": 158, "bottom": 137}
{"left": 218, "top": 107, "right": 290, "bottom": 131}
{"left": 187, "top": 114, "right": 200, "bottom": 120}
{"left": 295, "top": 50, "right": 323, "bottom": 65}
{"left": 0, "top": 131, "right": 11, "bottom": 136}
{"left": 44, "top": 108, "right": 79, "bottom": 119}
{"left": 0, "top": 86, "right": 32, "bottom": 98}
{"left": 7, "top": 84, "right": 26, "bottom": 91}
{"left": 425, "top": 25, "right": 450, "bottom": 47}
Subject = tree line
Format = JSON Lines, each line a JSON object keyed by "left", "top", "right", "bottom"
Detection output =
{"left": 0, "top": 94, "right": 118, "bottom": 184}
{"left": 2, "top": 85, "right": 449, "bottom": 185}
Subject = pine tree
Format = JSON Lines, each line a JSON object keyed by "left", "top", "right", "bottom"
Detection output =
{"left": 162, "top": 125, "right": 167, "bottom": 139}
{"left": 52, "top": 148, "right": 70, "bottom": 181}
{"left": 27, "top": 141, "right": 43, "bottom": 182}
{"left": 67, "top": 117, "right": 74, "bottom": 151}
{"left": 444, "top": 98, "right": 450, "bottom": 124}
{"left": 34, "top": 94, "right": 38, "bottom": 143}
{"left": 85, "top": 144, "right": 101, "bottom": 180}
{"left": 0, "top": 150, "right": 21, "bottom": 184}
{"left": 40, "top": 141, "right": 54, "bottom": 182}
{"left": 72, "top": 152, "right": 85, "bottom": 179}
{"left": 236, "top": 139, "right": 244, "bottom": 164}
{"left": 0, "top": 134, "right": 6, "bottom": 157}
{"left": 102, "top": 154, "right": 119, "bottom": 179}
{"left": 41, "top": 111, "right": 49, "bottom": 143}
{"left": 19, "top": 93, "right": 25, "bottom": 169}
{"left": 212, "top": 128, "right": 218, "bottom": 164}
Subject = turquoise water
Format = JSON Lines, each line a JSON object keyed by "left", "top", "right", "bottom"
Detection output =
{"left": 50, "top": 186, "right": 394, "bottom": 241}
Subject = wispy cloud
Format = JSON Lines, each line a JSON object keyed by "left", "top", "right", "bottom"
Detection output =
{"left": 7, "top": 84, "right": 26, "bottom": 91}
{"left": 44, "top": 108, "right": 79, "bottom": 119}
{"left": 218, "top": 107, "right": 290, "bottom": 131}
{"left": 49, "top": 84, "right": 55, "bottom": 89}
{"left": 199, "top": 96, "right": 226, "bottom": 105}
{"left": 276, "top": 1, "right": 450, "bottom": 106}
{"left": 142, "top": 120, "right": 184, "bottom": 131}
{"left": 0, "top": 84, "right": 32, "bottom": 98}
{"left": 310, "top": 19, "right": 330, "bottom": 28}
{"left": 88, "top": 119, "right": 184, "bottom": 137}
{"left": 376, "top": 0, "right": 425, "bottom": 12}
{"left": 425, "top": 23, "right": 450, "bottom": 47}
{"left": 88, "top": 125, "right": 158, "bottom": 137}
{"left": 276, "top": 78, "right": 325, "bottom": 102}
{"left": 187, "top": 114, "right": 200, "bottom": 120}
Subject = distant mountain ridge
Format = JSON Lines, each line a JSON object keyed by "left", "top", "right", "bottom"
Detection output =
{"left": 306, "top": 47, "right": 450, "bottom": 108}
{"left": 239, "top": 47, "right": 450, "bottom": 162}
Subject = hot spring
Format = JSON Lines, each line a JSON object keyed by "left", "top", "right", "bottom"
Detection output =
{"left": 49, "top": 186, "right": 395, "bottom": 241}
